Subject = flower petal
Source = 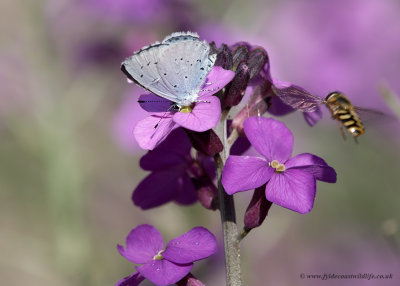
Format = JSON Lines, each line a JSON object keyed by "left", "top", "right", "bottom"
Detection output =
{"left": 285, "top": 153, "right": 337, "bottom": 183}
{"left": 266, "top": 170, "right": 316, "bottom": 214}
{"left": 303, "top": 107, "right": 323, "bottom": 126}
{"left": 134, "top": 115, "right": 177, "bottom": 150}
{"left": 117, "top": 225, "right": 164, "bottom": 264}
{"left": 137, "top": 260, "right": 193, "bottom": 286}
{"left": 173, "top": 96, "right": 221, "bottom": 132}
{"left": 243, "top": 117, "right": 293, "bottom": 162}
{"left": 163, "top": 227, "right": 217, "bottom": 264}
{"left": 267, "top": 95, "right": 294, "bottom": 116}
{"left": 139, "top": 128, "right": 191, "bottom": 171}
{"left": 138, "top": 93, "right": 174, "bottom": 115}
{"left": 174, "top": 175, "right": 198, "bottom": 205}
{"left": 133, "top": 170, "right": 197, "bottom": 209}
{"left": 198, "top": 66, "right": 235, "bottom": 97}
{"left": 115, "top": 272, "right": 145, "bottom": 286}
{"left": 222, "top": 155, "right": 273, "bottom": 195}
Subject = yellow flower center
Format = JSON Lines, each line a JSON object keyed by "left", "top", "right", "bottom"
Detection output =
{"left": 179, "top": 105, "right": 193, "bottom": 113}
{"left": 270, "top": 160, "right": 286, "bottom": 173}
{"left": 153, "top": 250, "right": 164, "bottom": 260}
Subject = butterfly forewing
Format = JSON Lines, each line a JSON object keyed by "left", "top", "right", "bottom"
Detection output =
{"left": 272, "top": 85, "right": 326, "bottom": 112}
{"left": 121, "top": 43, "right": 177, "bottom": 99}
{"left": 156, "top": 37, "right": 215, "bottom": 104}
{"left": 122, "top": 32, "right": 216, "bottom": 106}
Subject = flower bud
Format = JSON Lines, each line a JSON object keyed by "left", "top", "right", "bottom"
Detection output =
{"left": 247, "top": 47, "right": 268, "bottom": 79}
{"left": 223, "top": 61, "right": 250, "bottom": 107}
{"left": 176, "top": 273, "right": 206, "bottom": 286}
{"left": 231, "top": 44, "right": 249, "bottom": 71}
{"left": 192, "top": 175, "right": 218, "bottom": 210}
{"left": 185, "top": 129, "right": 223, "bottom": 156}
{"left": 231, "top": 80, "right": 273, "bottom": 135}
{"left": 244, "top": 185, "right": 273, "bottom": 231}
{"left": 214, "top": 44, "right": 233, "bottom": 70}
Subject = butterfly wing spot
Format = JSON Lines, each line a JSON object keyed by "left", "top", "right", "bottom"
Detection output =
{"left": 124, "top": 32, "right": 216, "bottom": 105}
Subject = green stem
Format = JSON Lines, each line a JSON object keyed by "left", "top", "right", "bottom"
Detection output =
{"left": 214, "top": 109, "right": 242, "bottom": 286}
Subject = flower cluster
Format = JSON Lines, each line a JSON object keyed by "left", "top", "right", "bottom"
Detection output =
{"left": 132, "top": 128, "right": 217, "bottom": 210}
{"left": 222, "top": 116, "right": 336, "bottom": 214}
{"left": 134, "top": 66, "right": 234, "bottom": 150}
{"left": 117, "top": 225, "right": 216, "bottom": 286}
{"left": 116, "top": 32, "right": 338, "bottom": 285}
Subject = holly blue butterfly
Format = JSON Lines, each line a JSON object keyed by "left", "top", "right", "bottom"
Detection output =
{"left": 121, "top": 31, "right": 217, "bottom": 108}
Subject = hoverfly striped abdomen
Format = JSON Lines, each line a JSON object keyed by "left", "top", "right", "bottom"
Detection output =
{"left": 325, "top": 92, "right": 365, "bottom": 138}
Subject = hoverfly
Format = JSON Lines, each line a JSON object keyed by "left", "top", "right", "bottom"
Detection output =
{"left": 272, "top": 86, "right": 384, "bottom": 143}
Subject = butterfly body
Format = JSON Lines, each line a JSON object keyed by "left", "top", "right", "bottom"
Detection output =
{"left": 121, "top": 32, "right": 216, "bottom": 108}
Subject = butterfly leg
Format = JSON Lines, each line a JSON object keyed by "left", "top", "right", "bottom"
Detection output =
{"left": 154, "top": 104, "right": 178, "bottom": 129}
{"left": 353, "top": 136, "right": 359, "bottom": 144}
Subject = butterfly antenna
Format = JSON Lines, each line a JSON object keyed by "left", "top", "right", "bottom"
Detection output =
{"left": 200, "top": 87, "right": 219, "bottom": 92}
{"left": 154, "top": 104, "right": 176, "bottom": 129}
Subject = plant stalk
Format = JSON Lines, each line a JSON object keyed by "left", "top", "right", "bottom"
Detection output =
{"left": 214, "top": 109, "right": 242, "bottom": 286}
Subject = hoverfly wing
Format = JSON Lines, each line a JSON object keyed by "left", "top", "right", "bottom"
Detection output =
{"left": 272, "top": 85, "right": 325, "bottom": 112}
{"left": 352, "top": 106, "right": 391, "bottom": 124}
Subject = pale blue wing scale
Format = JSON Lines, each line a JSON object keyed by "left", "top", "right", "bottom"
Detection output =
{"left": 156, "top": 39, "right": 216, "bottom": 105}
{"left": 122, "top": 43, "right": 177, "bottom": 101}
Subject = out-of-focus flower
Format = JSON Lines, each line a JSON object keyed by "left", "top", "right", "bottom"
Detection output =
{"left": 222, "top": 117, "right": 336, "bottom": 214}
{"left": 267, "top": 0, "right": 400, "bottom": 109}
{"left": 132, "top": 128, "right": 216, "bottom": 210}
{"left": 112, "top": 90, "right": 149, "bottom": 154}
{"left": 117, "top": 224, "right": 217, "bottom": 286}
{"left": 134, "top": 66, "right": 234, "bottom": 150}
{"left": 84, "top": 0, "right": 168, "bottom": 24}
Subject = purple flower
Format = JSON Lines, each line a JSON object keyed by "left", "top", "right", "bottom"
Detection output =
{"left": 134, "top": 66, "right": 235, "bottom": 150}
{"left": 112, "top": 90, "right": 149, "bottom": 154}
{"left": 116, "top": 224, "right": 217, "bottom": 286}
{"left": 222, "top": 117, "right": 336, "bottom": 214}
{"left": 84, "top": 0, "right": 168, "bottom": 24}
{"left": 133, "top": 128, "right": 215, "bottom": 209}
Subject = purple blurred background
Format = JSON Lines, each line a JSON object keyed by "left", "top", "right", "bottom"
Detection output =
{"left": 1, "top": 0, "right": 399, "bottom": 285}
